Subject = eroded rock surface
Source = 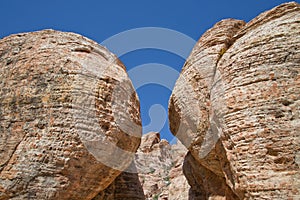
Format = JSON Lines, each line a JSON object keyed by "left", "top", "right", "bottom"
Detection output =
{"left": 167, "top": 141, "right": 190, "bottom": 200}
{"left": 135, "top": 132, "right": 189, "bottom": 200}
{"left": 0, "top": 30, "right": 141, "bottom": 199}
{"left": 169, "top": 2, "right": 300, "bottom": 199}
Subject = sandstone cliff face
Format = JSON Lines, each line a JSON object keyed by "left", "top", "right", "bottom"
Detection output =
{"left": 135, "top": 132, "right": 189, "bottom": 200}
{"left": 0, "top": 30, "right": 142, "bottom": 199}
{"left": 169, "top": 2, "right": 300, "bottom": 199}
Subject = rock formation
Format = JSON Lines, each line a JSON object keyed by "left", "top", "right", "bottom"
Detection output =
{"left": 167, "top": 140, "right": 190, "bottom": 200}
{"left": 1, "top": 2, "right": 299, "bottom": 200}
{"left": 93, "top": 132, "right": 189, "bottom": 200}
{"left": 93, "top": 162, "right": 145, "bottom": 200}
{"left": 0, "top": 30, "right": 142, "bottom": 199}
{"left": 135, "top": 132, "right": 189, "bottom": 200}
{"left": 169, "top": 2, "right": 300, "bottom": 199}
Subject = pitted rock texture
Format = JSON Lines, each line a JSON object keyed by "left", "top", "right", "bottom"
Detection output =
{"left": 169, "top": 2, "right": 300, "bottom": 199}
{"left": 0, "top": 30, "right": 141, "bottom": 199}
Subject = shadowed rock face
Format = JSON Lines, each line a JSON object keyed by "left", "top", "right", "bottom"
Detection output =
{"left": 0, "top": 30, "right": 142, "bottom": 200}
{"left": 93, "top": 162, "right": 145, "bottom": 200}
{"left": 92, "top": 132, "right": 189, "bottom": 200}
{"left": 169, "top": 2, "right": 300, "bottom": 199}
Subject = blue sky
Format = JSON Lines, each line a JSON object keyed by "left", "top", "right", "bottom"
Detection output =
{"left": 1, "top": 0, "right": 297, "bottom": 142}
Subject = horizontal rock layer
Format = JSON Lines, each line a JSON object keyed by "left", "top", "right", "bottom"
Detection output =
{"left": 0, "top": 30, "right": 141, "bottom": 200}
{"left": 169, "top": 2, "right": 300, "bottom": 199}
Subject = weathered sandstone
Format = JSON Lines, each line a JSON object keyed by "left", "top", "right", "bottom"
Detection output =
{"left": 0, "top": 30, "right": 141, "bottom": 199}
{"left": 169, "top": 2, "right": 300, "bottom": 199}
{"left": 135, "top": 132, "right": 189, "bottom": 200}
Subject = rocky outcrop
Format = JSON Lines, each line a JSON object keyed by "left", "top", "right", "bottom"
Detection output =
{"left": 167, "top": 141, "right": 190, "bottom": 200}
{"left": 1, "top": 2, "right": 299, "bottom": 200}
{"left": 0, "top": 30, "right": 142, "bottom": 199}
{"left": 94, "top": 132, "right": 189, "bottom": 200}
{"left": 169, "top": 2, "right": 300, "bottom": 199}
{"left": 135, "top": 132, "right": 189, "bottom": 200}
{"left": 135, "top": 132, "right": 173, "bottom": 199}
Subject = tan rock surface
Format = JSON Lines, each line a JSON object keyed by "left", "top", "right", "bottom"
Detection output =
{"left": 169, "top": 17, "right": 246, "bottom": 200}
{"left": 135, "top": 132, "right": 173, "bottom": 199}
{"left": 0, "top": 30, "right": 141, "bottom": 199}
{"left": 135, "top": 132, "right": 189, "bottom": 200}
{"left": 169, "top": 2, "right": 300, "bottom": 199}
{"left": 183, "top": 152, "right": 238, "bottom": 200}
{"left": 167, "top": 140, "right": 190, "bottom": 200}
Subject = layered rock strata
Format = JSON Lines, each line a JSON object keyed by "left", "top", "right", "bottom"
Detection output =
{"left": 0, "top": 30, "right": 141, "bottom": 199}
{"left": 169, "top": 2, "right": 300, "bottom": 199}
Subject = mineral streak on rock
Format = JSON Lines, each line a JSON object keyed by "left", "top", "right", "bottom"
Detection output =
{"left": 0, "top": 30, "right": 141, "bottom": 199}
{"left": 169, "top": 2, "right": 300, "bottom": 199}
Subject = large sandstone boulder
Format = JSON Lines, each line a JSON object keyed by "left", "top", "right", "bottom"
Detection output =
{"left": 0, "top": 30, "right": 141, "bottom": 199}
{"left": 169, "top": 2, "right": 300, "bottom": 199}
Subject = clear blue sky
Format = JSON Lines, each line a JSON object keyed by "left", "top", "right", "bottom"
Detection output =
{"left": 1, "top": 0, "right": 297, "bottom": 142}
